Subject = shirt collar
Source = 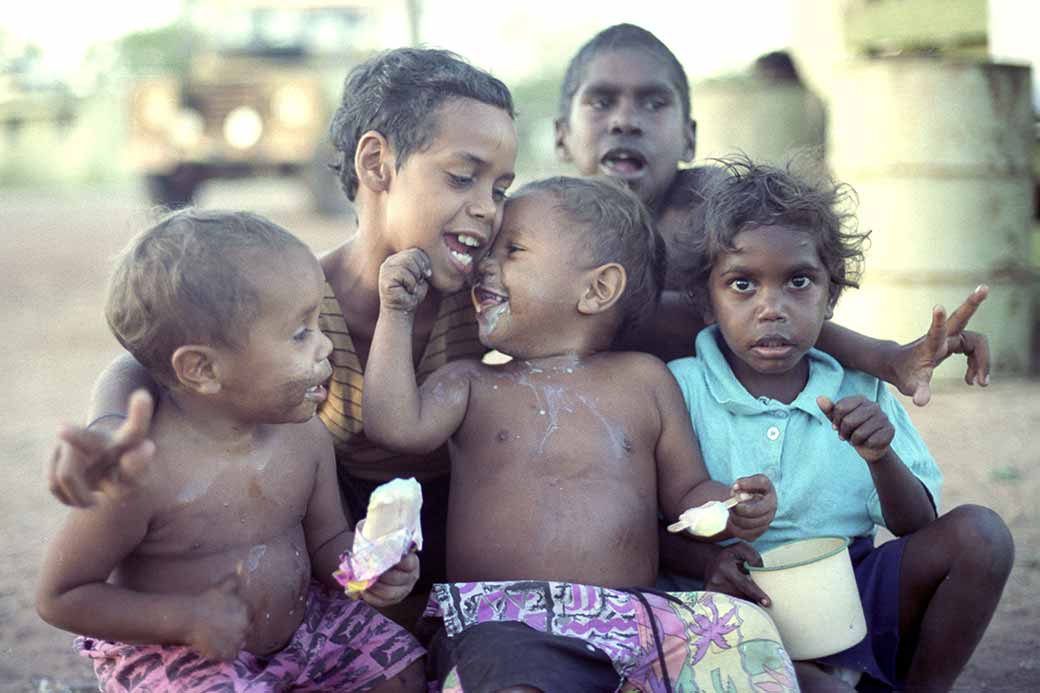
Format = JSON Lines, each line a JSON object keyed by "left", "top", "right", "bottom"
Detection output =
{"left": 695, "top": 325, "right": 843, "bottom": 424}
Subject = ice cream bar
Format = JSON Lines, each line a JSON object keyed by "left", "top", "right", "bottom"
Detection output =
{"left": 360, "top": 477, "right": 422, "bottom": 541}
{"left": 667, "top": 493, "right": 752, "bottom": 537}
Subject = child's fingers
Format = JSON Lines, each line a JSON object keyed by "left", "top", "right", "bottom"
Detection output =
{"left": 114, "top": 390, "right": 155, "bottom": 449}
{"left": 834, "top": 403, "right": 873, "bottom": 441}
{"left": 731, "top": 474, "right": 772, "bottom": 497}
{"left": 46, "top": 445, "right": 76, "bottom": 507}
{"left": 117, "top": 439, "right": 156, "bottom": 487}
{"left": 945, "top": 285, "right": 987, "bottom": 337}
{"left": 911, "top": 380, "right": 932, "bottom": 408}
{"left": 921, "top": 305, "right": 948, "bottom": 362}
{"left": 961, "top": 331, "right": 991, "bottom": 386}
{"left": 815, "top": 395, "right": 834, "bottom": 417}
{"left": 846, "top": 416, "right": 888, "bottom": 447}
{"left": 51, "top": 436, "right": 103, "bottom": 508}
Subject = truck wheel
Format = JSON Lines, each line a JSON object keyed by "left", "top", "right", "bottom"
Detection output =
{"left": 146, "top": 168, "right": 200, "bottom": 210}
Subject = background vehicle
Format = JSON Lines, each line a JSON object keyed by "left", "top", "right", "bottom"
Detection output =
{"left": 128, "top": 0, "right": 389, "bottom": 215}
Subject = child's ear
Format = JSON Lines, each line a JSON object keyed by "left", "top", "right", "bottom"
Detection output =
{"left": 553, "top": 118, "right": 573, "bottom": 163}
{"left": 355, "top": 130, "right": 393, "bottom": 194}
{"left": 171, "top": 345, "right": 223, "bottom": 395}
{"left": 683, "top": 118, "right": 697, "bottom": 163}
{"left": 578, "top": 263, "right": 626, "bottom": 315}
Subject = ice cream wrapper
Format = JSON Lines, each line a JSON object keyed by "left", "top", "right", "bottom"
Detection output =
{"left": 334, "top": 478, "right": 423, "bottom": 598}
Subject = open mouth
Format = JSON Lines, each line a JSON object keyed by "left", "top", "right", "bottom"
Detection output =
{"left": 471, "top": 285, "right": 508, "bottom": 315}
{"left": 304, "top": 383, "right": 327, "bottom": 402}
{"left": 600, "top": 147, "right": 647, "bottom": 178}
{"left": 444, "top": 232, "right": 484, "bottom": 271}
{"left": 750, "top": 336, "right": 795, "bottom": 358}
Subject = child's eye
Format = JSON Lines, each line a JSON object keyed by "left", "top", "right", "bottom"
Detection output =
{"left": 293, "top": 328, "right": 312, "bottom": 342}
{"left": 448, "top": 173, "right": 474, "bottom": 186}
{"left": 506, "top": 244, "right": 523, "bottom": 255}
{"left": 789, "top": 276, "right": 813, "bottom": 289}
{"left": 492, "top": 187, "right": 507, "bottom": 203}
{"left": 644, "top": 97, "right": 668, "bottom": 111}
{"left": 729, "top": 278, "right": 754, "bottom": 293}
{"left": 588, "top": 96, "right": 611, "bottom": 110}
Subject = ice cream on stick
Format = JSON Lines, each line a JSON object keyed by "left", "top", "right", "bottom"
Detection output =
{"left": 359, "top": 477, "right": 422, "bottom": 541}
{"left": 667, "top": 493, "right": 753, "bottom": 537}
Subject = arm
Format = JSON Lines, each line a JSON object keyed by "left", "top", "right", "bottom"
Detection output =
{"left": 651, "top": 361, "right": 776, "bottom": 541}
{"left": 816, "top": 286, "right": 990, "bottom": 406}
{"left": 36, "top": 490, "right": 249, "bottom": 660}
{"left": 817, "top": 395, "right": 937, "bottom": 535}
{"left": 659, "top": 529, "right": 773, "bottom": 607}
{"left": 87, "top": 352, "right": 161, "bottom": 421}
{"left": 362, "top": 249, "right": 471, "bottom": 454}
{"left": 303, "top": 422, "right": 419, "bottom": 606}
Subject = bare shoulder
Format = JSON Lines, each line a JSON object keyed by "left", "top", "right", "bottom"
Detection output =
{"left": 598, "top": 350, "right": 673, "bottom": 385}
{"left": 276, "top": 417, "right": 335, "bottom": 469}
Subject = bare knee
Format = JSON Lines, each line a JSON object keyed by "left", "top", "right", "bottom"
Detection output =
{"left": 942, "top": 504, "right": 1014, "bottom": 580}
{"left": 368, "top": 658, "right": 426, "bottom": 693}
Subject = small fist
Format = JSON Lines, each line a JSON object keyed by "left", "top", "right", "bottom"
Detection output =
{"left": 379, "top": 249, "right": 432, "bottom": 313}
{"left": 727, "top": 474, "right": 777, "bottom": 542}
{"left": 189, "top": 573, "right": 251, "bottom": 661}
{"left": 362, "top": 550, "right": 420, "bottom": 608}
{"left": 817, "top": 395, "right": 894, "bottom": 463}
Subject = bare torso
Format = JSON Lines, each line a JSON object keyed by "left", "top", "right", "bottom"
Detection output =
{"left": 445, "top": 352, "right": 666, "bottom": 588}
{"left": 118, "top": 413, "right": 323, "bottom": 655}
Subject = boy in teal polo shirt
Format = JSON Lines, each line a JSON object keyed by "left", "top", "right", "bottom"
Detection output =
{"left": 667, "top": 155, "right": 1014, "bottom": 692}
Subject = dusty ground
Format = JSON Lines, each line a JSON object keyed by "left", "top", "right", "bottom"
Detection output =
{"left": 1, "top": 181, "right": 1037, "bottom": 692}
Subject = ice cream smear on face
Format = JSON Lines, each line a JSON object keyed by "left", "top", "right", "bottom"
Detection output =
{"left": 335, "top": 477, "right": 423, "bottom": 597}
{"left": 472, "top": 284, "right": 510, "bottom": 336}
{"left": 667, "top": 493, "right": 753, "bottom": 537}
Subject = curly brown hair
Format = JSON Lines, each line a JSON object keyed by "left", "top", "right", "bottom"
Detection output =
{"left": 678, "top": 153, "right": 869, "bottom": 317}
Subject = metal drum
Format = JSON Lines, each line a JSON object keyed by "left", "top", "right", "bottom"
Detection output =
{"left": 828, "top": 58, "right": 1035, "bottom": 375}
{"left": 692, "top": 78, "right": 826, "bottom": 165}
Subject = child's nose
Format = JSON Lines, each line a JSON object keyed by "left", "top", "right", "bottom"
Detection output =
{"left": 757, "top": 290, "right": 787, "bottom": 321}
{"left": 609, "top": 98, "right": 643, "bottom": 135}
{"left": 467, "top": 187, "right": 497, "bottom": 222}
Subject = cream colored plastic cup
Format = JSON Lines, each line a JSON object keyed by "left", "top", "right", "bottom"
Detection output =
{"left": 746, "top": 536, "right": 866, "bottom": 660}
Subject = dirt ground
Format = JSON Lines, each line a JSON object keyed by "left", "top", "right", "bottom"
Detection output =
{"left": 1, "top": 181, "right": 1037, "bottom": 692}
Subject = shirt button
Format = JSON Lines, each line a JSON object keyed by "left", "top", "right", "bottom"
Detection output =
{"left": 766, "top": 426, "right": 781, "bottom": 441}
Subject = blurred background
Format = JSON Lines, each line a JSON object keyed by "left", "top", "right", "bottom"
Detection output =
{"left": 1, "top": 1, "right": 1038, "bottom": 690}
{"left": 2, "top": 0, "right": 1038, "bottom": 373}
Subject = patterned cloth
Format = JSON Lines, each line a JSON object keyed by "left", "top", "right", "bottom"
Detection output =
{"left": 317, "top": 283, "right": 484, "bottom": 480}
{"left": 428, "top": 581, "right": 797, "bottom": 693}
{"left": 76, "top": 582, "right": 424, "bottom": 692}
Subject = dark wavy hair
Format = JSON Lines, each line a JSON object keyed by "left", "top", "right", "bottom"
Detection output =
{"left": 558, "top": 24, "right": 691, "bottom": 122}
{"left": 511, "top": 176, "right": 666, "bottom": 341}
{"left": 329, "top": 47, "right": 515, "bottom": 201}
{"left": 679, "top": 153, "right": 869, "bottom": 316}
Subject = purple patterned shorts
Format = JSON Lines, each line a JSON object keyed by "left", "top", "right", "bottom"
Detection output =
{"left": 77, "top": 582, "right": 424, "bottom": 692}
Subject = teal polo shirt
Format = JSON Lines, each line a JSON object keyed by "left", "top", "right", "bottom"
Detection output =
{"left": 668, "top": 326, "right": 942, "bottom": 555}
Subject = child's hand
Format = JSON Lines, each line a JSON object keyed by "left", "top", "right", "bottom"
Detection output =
{"left": 703, "top": 542, "right": 772, "bottom": 608}
{"left": 48, "top": 390, "right": 156, "bottom": 508}
{"left": 727, "top": 474, "right": 776, "bottom": 542}
{"left": 189, "top": 572, "right": 251, "bottom": 661}
{"left": 891, "top": 286, "right": 990, "bottom": 406}
{"left": 361, "top": 550, "right": 419, "bottom": 608}
{"left": 378, "top": 249, "right": 432, "bottom": 313}
{"left": 817, "top": 395, "right": 894, "bottom": 464}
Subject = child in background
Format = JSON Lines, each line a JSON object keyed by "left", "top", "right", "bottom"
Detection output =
{"left": 364, "top": 177, "right": 795, "bottom": 693}
{"left": 667, "top": 157, "right": 1014, "bottom": 691}
{"left": 554, "top": 22, "right": 990, "bottom": 385}
{"left": 46, "top": 48, "right": 519, "bottom": 604}
{"left": 37, "top": 210, "right": 424, "bottom": 692}
{"left": 553, "top": 21, "right": 994, "bottom": 593}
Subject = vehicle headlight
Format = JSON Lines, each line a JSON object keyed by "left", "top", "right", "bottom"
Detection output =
{"left": 223, "top": 106, "right": 263, "bottom": 149}
{"left": 271, "top": 85, "right": 314, "bottom": 128}
{"left": 171, "top": 109, "right": 204, "bottom": 149}
{"left": 138, "top": 85, "right": 178, "bottom": 130}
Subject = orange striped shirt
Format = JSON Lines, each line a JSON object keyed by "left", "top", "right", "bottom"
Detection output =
{"left": 317, "top": 283, "right": 485, "bottom": 480}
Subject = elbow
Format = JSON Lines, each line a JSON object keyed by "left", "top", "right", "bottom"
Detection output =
{"left": 366, "top": 425, "right": 438, "bottom": 456}
{"left": 35, "top": 588, "right": 64, "bottom": 629}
